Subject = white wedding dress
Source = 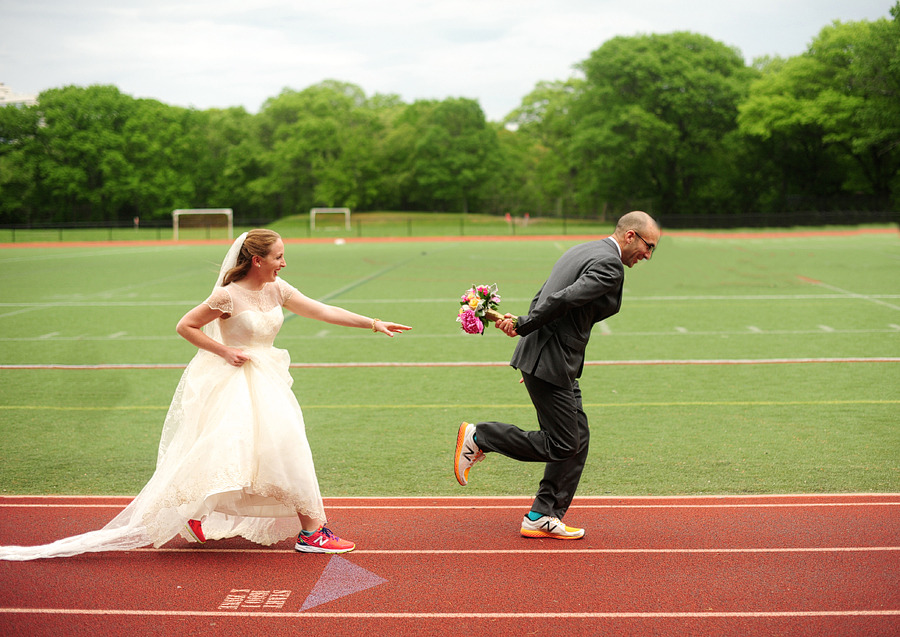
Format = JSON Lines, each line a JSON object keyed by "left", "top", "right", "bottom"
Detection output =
{"left": 0, "top": 268, "right": 325, "bottom": 561}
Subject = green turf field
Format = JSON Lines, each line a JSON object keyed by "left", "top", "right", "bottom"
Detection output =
{"left": 1, "top": 230, "right": 898, "bottom": 496}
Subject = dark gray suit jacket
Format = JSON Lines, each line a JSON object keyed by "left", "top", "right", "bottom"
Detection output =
{"left": 510, "top": 237, "right": 624, "bottom": 388}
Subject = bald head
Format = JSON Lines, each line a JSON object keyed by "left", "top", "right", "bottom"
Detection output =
{"left": 614, "top": 211, "right": 658, "bottom": 238}
{"left": 612, "top": 211, "right": 660, "bottom": 268}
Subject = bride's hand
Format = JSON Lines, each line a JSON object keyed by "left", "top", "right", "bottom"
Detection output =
{"left": 374, "top": 321, "right": 412, "bottom": 337}
{"left": 223, "top": 347, "right": 250, "bottom": 367}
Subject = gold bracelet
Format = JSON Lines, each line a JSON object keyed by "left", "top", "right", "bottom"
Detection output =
{"left": 371, "top": 318, "right": 381, "bottom": 332}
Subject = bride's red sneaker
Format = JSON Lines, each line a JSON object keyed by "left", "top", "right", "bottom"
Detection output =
{"left": 185, "top": 519, "right": 206, "bottom": 543}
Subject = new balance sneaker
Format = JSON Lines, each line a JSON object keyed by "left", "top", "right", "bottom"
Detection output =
{"left": 520, "top": 515, "right": 585, "bottom": 540}
{"left": 454, "top": 422, "right": 484, "bottom": 486}
{"left": 294, "top": 525, "right": 355, "bottom": 554}
{"left": 185, "top": 519, "right": 206, "bottom": 543}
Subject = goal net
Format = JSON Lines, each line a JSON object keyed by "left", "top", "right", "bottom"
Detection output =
{"left": 310, "top": 207, "right": 351, "bottom": 231}
{"left": 172, "top": 209, "right": 233, "bottom": 241}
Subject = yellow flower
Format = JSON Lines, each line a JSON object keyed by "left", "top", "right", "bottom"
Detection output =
{"left": 468, "top": 298, "right": 479, "bottom": 309}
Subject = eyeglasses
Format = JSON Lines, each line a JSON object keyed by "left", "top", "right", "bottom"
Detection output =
{"left": 633, "top": 231, "right": 656, "bottom": 257}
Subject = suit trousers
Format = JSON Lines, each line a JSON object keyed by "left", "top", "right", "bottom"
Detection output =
{"left": 475, "top": 372, "right": 590, "bottom": 519}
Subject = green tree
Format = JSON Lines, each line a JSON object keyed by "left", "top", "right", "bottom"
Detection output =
{"left": 571, "top": 32, "right": 754, "bottom": 216}
{"left": 33, "top": 85, "right": 139, "bottom": 221}
{"left": 0, "top": 103, "right": 43, "bottom": 223}
{"left": 505, "top": 79, "right": 583, "bottom": 216}
{"left": 249, "top": 81, "right": 385, "bottom": 217}
{"left": 738, "top": 7, "right": 900, "bottom": 208}
{"left": 0, "top": 85, "right": 202, "bottom": 222}
{"left": 390, "top": 97, "right": 499, "bottom": 212}
{"left": 186, "top": 106, "right": 255, "bottom": 213}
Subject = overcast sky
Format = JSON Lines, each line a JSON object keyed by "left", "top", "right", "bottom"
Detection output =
{"left": 1, "top": 0, "right": 893, "bottom": 121}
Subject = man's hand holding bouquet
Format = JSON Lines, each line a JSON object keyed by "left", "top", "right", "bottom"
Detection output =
{"left": 457, "top": 284, "right": 517, "bottom": 336}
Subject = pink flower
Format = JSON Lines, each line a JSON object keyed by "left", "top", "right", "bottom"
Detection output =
{"left": 457, "top": 308, "right": 484, "bottom": 334}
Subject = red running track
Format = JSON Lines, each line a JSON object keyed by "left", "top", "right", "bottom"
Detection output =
{"left": 1, "top": 494, "right": 899, "bottom": 636}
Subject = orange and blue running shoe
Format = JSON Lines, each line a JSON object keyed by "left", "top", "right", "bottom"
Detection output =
{"left": 454, "top": 422, "right": 484, "bottom": 486}
{"left": 294, "top": 525, "right": 355, "bottom": 554}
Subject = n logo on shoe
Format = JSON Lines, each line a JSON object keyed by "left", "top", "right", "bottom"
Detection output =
{"left": 314, "top": 535, "right": 329, "bottom": 546}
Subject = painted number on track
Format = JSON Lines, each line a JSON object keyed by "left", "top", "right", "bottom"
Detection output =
{"left": 217, "top": 589, "right": 292, "bottom": 610}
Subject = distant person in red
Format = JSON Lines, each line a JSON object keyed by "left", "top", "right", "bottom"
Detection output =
{"left": 0, "top": 229, "right": 410, "bottom": 561}
{"left": 455, "top": 211, "right": 659, "bottom": 540}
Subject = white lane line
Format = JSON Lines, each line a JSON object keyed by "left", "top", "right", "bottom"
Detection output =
{"left": 1, "top": 608, "right": 898, "bottom": 618}
{"left": 2, "top": 400, "right": 898, "bottom": 412}
{"left": 3, "top": 502, "right": 898, "bottom": 510}
{"left": 140, "top": 547, "right": 900, "bottom": 555}
{"left": 0, "top": 246, "right": 187, "bottom": 264}
{"left": 4, "top": 327, "right": 900, "bottom": 342}
{"left": 808, "top": 280, "right": 900, "bottom": 311}
{"left": 5, "top": 294, "right": 898, "bottom": 310}
{"left": 2, "top": 357, "right": 899, "bottom": 370}
{"left": 0, "top": 270, "right": 201, "bottom": 320}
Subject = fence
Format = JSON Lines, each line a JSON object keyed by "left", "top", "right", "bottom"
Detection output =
{"left": 0, "top": 211, "right": 896, "bottom": 243}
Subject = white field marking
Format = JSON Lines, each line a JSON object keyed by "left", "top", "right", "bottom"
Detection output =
{"left": 108, "top": 332, "right": 127, "bottom": 339}
{"left": 1, "top": 400, "right": 897, "bottom": 413}
{"left": 1, "top": 609, "right": 899, "bottom": 619}
{"left": 806, "top": 280, "right": 900, "bottom": 311}
{"left": 0, "top": 271, "right": 201, "bottom": 320}
{"left": 3, "top": 294, "right": 898, "bottom": 310}
{"left": 4, "top": 327, "right": 900, "bottom": 342}
{"left": 0, "top": 245, "right": 187, "bottom": 264}
{"left": 37, "top": 332, "right": 59, "bottom": 339}
{"left": 3, "top": 357, "right": 897, "bottom": 371}
{"left": 625, "top": 294, "right": 900, "bottom": 301}
{"left": 0, "top": 301, "right": 198, "bottom": 307}
{"left": 315, "top": 330, "right": 329, "bottom": 338}
{"left": 819, "top": 325, "right": 836, "bottom": 332}
{"left": 598, "top": 321, "right": 612, "bottom": 335}
{"left": 747, "top": 326, "right": 762, "bottom": 333}
{"left": 675, "top": 327, "right": 688, "bottom": 333}
{"left": 890, "top": 324, "right": 900, "bottom": 330}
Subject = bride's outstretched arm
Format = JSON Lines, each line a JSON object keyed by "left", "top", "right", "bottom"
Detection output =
{"left": 176, "top": 304, "right": 251, "bottom": 366}
{"left": 283, "top": 292, "right": 411, "bottom": 337}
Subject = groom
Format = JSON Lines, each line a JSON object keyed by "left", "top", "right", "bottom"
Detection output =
{"left": 454, "top": 211, "right": 660, "bottom": 539}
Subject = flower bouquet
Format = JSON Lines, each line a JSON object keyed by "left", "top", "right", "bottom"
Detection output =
{"left": 457, "top": 284, "right": 505, "bottom": 335}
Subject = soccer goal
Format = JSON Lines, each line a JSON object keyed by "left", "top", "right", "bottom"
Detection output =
{"left": 172, "top": 209, "right": 233, "bottom": 241}
{"left": 310, "top": 207, "right": 351, "bottom": 231}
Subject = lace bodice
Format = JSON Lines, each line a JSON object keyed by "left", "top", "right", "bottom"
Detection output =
{"left": 204, "top": 278, "right": 298, "bottom": 349}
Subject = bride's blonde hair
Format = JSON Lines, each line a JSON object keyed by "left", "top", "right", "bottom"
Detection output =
{"left": 222, "top": 229, "right": 281, "bottom": 286}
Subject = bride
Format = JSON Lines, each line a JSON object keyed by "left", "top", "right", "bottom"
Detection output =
{"left": 0, "top": 229, "right": 411, "bottom": 560}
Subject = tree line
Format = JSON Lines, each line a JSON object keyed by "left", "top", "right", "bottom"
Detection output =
{"left": 1, "top": 5, "right": 898, "bottom": 225}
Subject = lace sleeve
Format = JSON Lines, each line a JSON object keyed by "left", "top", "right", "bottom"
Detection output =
{"left": 276, "top": 277, "right": 300, "bottom": 306}
{"left": 203, "top": 286, "right": 233, "bottom": 315}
